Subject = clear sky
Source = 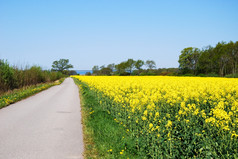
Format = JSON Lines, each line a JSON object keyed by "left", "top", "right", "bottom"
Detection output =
{"left": 0, "top": 0, "right": 238, "bottom": 70}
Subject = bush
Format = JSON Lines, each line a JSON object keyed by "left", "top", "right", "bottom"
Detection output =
{"left": 198, "top": 74, "right": 206, "bottom": 77}
{"left": 24, "top": 66, "right": 44, "bottom": 85}
{"left": 183, "top": 74, "right": 195, "bottom": 77}
{"left": 167, "top": 72, "right": 177, "bottom": 76}
{"left": 0, "top": 60, "right": 16, "bottom": 91}
{"left": 0, "top": 59, "right": 65, "bottom": 93}
{"left": 225, "top": 73, "right": 238, "bottom": 78}
{"left": 206, "top": 73, "right": 219, "bottom": 77}
{"left": 85, "top": 72, "right": 92, "bottom": 76}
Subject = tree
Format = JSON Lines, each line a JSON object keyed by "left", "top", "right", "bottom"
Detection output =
{"left": 198, "top": 46, "right": 213, "bottom": 74}
{"left": 100, "top": 67, "right": 112, "bottom": 75}
{"left": 52, "top": 59, "right": 73, "bottom": 73}
{"left": 69, "top": 70, "right": 77, "bottom": 75}
{"left": 0, "top": 59, "right": 16, "bottom": 90}
{"left": 178, "top": 47, "right": 200, "bottom": 74}
{"left": 227, "top": 41, "right": 238, "bottom": 75}
{"left": 85, "top": 72, "right": 92, "bottom": 76}
{"left": 233, "top": 41, "right": 238, "bottom": 74}
{"left": 115, "top": 62, "right": 128, "bottom": 75}
{"left": 213, "top": 42, "right": 229, "bottom": 76}
{"left": 107, "top": 63, "right": 115, "bottom": 71}
{"left": 146, "top": 60, "right": 156, "bottom": 70}
{"left": 191, "top": 48, "right": 200, "bottom": 75}
{"left": 125, "top": 59, "right": 136, "bottom": 74}
{"left": 92, "top": 65, "right": 100, "bottom": 75}
{"left": 135, "top": 60, "right": 144, "bottom": 70}
{"left": 100, "top": 65, "right": 105, "bottom": 70}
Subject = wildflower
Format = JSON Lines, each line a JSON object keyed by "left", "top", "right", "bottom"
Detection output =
{"left": 141, "top": 116, "right": 147, "bottom": 121}
{"left": 143, "top": 110, "right": 148, "bottom": 116}
{"left": 165, "top": 120, "right": 172, "bottom": 128}
{"left": 155, "top": 112, "right": 159, "bottom": 117}
{"left": 120, "top": 150, "right": 124, "bottom": 154}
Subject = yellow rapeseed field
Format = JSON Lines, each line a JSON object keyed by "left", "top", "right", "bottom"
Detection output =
{"left": 73, "top": 76, "right": 238, "bottom": 158}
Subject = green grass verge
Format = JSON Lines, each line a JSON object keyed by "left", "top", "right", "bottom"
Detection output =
{"left": 0, "top": 78, "right": 65, "bottom": 109}
{"left": 73, "top": 78, "right": 146, "bottom": 159}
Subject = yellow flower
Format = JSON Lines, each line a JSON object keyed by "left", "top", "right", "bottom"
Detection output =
{"left": 72, "top": 75, "right": 238, "bottom": 151}
{"left": 168, "top": 132, "right": 171, "bottom": 137}
{"left": 120, "top": 150, "right": 124, "bottom": 154}
{"left": 141, "top": 116, "right": 147, "bottom": 121}
{"left": 143, "top": 110, "right": 148, "bottom": 116}
{"left": 165, "top": 120, "right": 172, "bottom": 128}
{"left": 155, "top": 112, "right": 159, "bottom": 117}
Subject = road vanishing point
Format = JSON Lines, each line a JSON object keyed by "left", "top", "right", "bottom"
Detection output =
{"left": 0, "top": 78, "right": 84, "bottom": 159}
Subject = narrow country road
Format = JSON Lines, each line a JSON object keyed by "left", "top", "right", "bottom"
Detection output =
{"left": 0, "top": 78, "right": 84, "bottom": 159}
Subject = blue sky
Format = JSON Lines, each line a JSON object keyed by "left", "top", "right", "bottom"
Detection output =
{"left": 0, "top": 0, "right": 237, "bottom": 70}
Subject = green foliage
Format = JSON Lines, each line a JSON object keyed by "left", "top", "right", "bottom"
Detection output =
{"left": 0, "top": 60, "right": 16, "bottom": 91}
{"left": 100, "top": 67, "right": 112, "bottom": 76}
{"left": 51, "top": 59, "right": 73, "bottom": 73}
{"left": 85, "top": 72, "right": 92, "bottom": 76}
{"left": 145, "top": 60, "right": 156, "bottom": 69}
{"left": 125, "top": 59, "right": 136, "bottom": 74}
{"left": 91, "top": 59, "right": 166, "bottom": 76}
{"left": 0, "top": 59, "right": 65, "bottom": 93}
{"left": 92, "top": 65, "right": 100, "bottom": 75}
{"left": 115, "top": 62, "right": 128, "bottom": 75}
{"left": 225, "top": 73, "right": 238, "bottom": 78}
{"left": 68, "top": 70, "right": 78, "bottom": 75}
{"left": 178, "top": 47, "right": 200, "bottom": 74}
{"left": 178, "top": 41, "right": 238, "bottom": 77}
{"left": 205, "top": 73, "right": 219, "bottom": 77}
{"left": 107, "top": 63, "right": 115, "bottom": 70}
{"left": 135, "top": 60, "right": 144, "bottom": 70}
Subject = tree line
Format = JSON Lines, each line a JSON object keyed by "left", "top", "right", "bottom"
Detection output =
{"left": 178, "top": 41, "right": 238, "bottom": 77}
{"left": 90, "top": 59, "right": 178, "bottom": 76}
{"left": 0, "top": 59, "right": 74, "bottom": 93}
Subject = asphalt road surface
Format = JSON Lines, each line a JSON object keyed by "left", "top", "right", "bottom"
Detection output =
{"left": 0, "top": 78, "right": 84, "bottom": 159}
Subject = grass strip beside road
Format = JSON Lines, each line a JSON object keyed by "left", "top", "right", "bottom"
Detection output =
{"left": 0, "top": 78, "right": 65, "bottom": 109}
{"left": 73, "top": 78, "right": 144, "bottom": 159}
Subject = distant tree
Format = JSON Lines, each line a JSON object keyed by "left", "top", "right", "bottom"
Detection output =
{"left": 92, "top": 65, "right": 100, "bottom": 75}
{"left": 178, "top": 47, "right": 200, "bottom": 74}
{"left": 198, "top": 46, "right": 213, "bottom": 74}
{"left": 134, "top": 60, "right": 144, "bottom": 75}
{"left": 146, "top": 60, "right": 156, "bottom": 69}
{"left": 85, "top": 72, "right": 92, "bottom": 76}
{"left": 227, "top": 41, "right": 238, "bottom": 75}
{"left": 100, "top": 67, "right": 112, "bottom": 75}
{"left": 233, "top": 41, "right": 238, "bottom": 74}
{"left": 213, "top": 42, "right": 229, "bottom": 76}
{"left": 100, "top": 65, "right": 105, "bottom": 70}
{"left": 126, "top": 59, "right": 136, "bottom": 74}
{"left": 135, "top": 60, "right": 144, "bottom": 70}
{"left": 52, "top": 59, "right": 73, "bottom": 73}
{"left": 106, "top": 63, "right": 115, "bottom": 75}
{"left": 107, "top": 63, "right": 115, "bottom": 71}
{"left": 69, "top": 70, "right": 77, "bottom": 75}
{"left": 115, "top": 62, "right": 127, "bottom": 75}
